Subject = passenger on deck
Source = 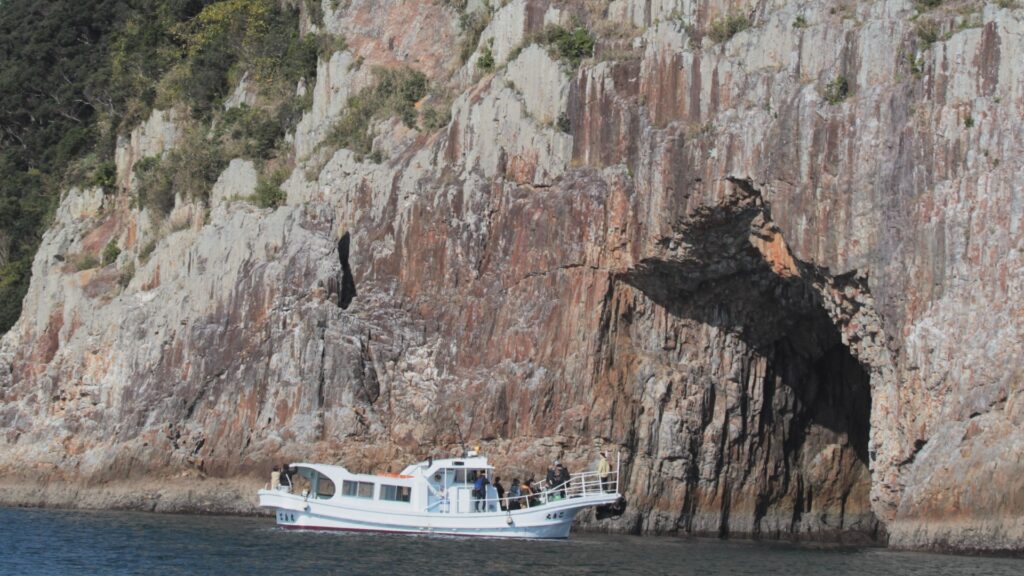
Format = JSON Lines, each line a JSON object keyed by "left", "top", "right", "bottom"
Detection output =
{"left": 472, "top": 472, "right": 490, "bottom": 512}
{"left": 280, "top": 463, "right": 293, "bottom": 492}
{"left": 507, "top": 478, "right": 521, "bottom": 510}
{"left": 597, "top": 452, "right": 610, "bottom": 492}
{"left": 520, "top": 479, "right": 535, "bottom": 508}
{"left": 494, "top": 476, "right": 506, "bottom": 511}
{"left": 428, "top": 472, "right": 448, "bottom": 512}
{"left": 546, "top": 461, "right": 558, "bottom": 489}
{"left": 547, "top": 460, "right": 570, "bottom": 499}
{"left": 270, "top": 465, "right": 280, "bottom": 490}
{"left": 554, "top": 461, "right": 570, "bottom": 498}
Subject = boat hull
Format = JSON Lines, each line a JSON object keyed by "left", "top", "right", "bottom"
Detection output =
{"left": 260, "top": 490, "right": 618, "bottom": 539}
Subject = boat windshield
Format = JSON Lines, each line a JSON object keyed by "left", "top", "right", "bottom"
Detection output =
{"left": 295, "top": 467, "right": 336, "bottom": 499}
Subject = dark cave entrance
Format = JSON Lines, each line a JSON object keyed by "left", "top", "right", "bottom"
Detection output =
{"left": 337, "top": 232, "right": 357, "bottom": 310}
{"left": 620, "top": 185, "right": 878, "bottom": 538}
{"left": 755, "top": 304, "right": 875, "bottom": 537}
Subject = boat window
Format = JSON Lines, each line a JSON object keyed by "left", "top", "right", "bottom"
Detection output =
{"left": 455, "top": 469, "right": 467, "bottom": 484}
{"left": 341, "top": 480, "right": 375, "bottom": 499}
{"left": 358, "top": 482, "right": 374, "bottom": 499}
{"left": 316, "top": 477, "right": 335, "bottom": 499}
{"left": 380, "top": 485, "right": 412, "bottom": 503}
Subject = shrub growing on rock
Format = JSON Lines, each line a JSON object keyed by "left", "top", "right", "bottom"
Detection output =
{"left": 707, "top": 13, "right": 751, "bottom": 44}
{"left": 254, "top": 170, "right": 288, "bottom": 208}
{"left": 557, "top": 112, "right": 572, "bottom": 134}
{"left": 824, "top": 75, "right": 850, "bottom": 104}
{"left": 915, "top": 20, "right": 940, "bottom": 46}
{"left": 457, "top": 7, "right": 491, "bottom": 64}
{"left": 476, "top": 41, "right": 495, "bottom": 72}
{"left": 118, "top": 261, "right": 135, "bottom": 288}
{"left": 134, "top": 128, "right": 227, "bottom": 220}
{"left": 102, "top": 240, "right": 121, "bottom": 266}
{"left": 539, "top": 25, "right": 596, "bottom": 68}
{"left": 219, "top": 105, "right": 284, "bottom": 160}
{"left": 422, "top": 106, "right": 452, "bottom": 131}
{"left": 134, "top": 156, "right": 176, "bottom": 218}
{"left": 138, "top": 240, "right": 157, "bottom": 264}
{"left": 75, "top": 254, "right": 100, "bottom": 271}
{"left": 89, "top": 162, "right": 118, "bottom": 192}
{"left": 325, "top": 67, "right": 429, "bottom": 158}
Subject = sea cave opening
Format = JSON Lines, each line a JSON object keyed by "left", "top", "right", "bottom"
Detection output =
{"left": 619, "top": 189, "right": 878, "bottom": 539}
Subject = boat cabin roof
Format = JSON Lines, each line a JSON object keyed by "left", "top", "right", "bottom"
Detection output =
{"left": 401, "top": 456, "right": 493, "bottom": 476}
{"left": 287, "top": 456, "right": 494, "bottom": 483}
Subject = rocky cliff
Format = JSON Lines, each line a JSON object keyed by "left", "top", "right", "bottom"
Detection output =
{"left": 1, "top": 0, "right": 1022, "bottom": 554}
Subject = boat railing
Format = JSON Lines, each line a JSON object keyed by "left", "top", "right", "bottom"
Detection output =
{"left": 484, "top": 468, "right": 619, "bottom": 512}
{"left": 427, "top": 461, "right": 620, "bottom": 514}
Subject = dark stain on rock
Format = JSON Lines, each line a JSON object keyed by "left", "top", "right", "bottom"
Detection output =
{"left": 977, "top": 22, "right": 1001, "bottom": 97}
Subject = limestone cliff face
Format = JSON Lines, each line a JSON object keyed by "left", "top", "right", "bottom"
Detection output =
{"left": 1, "top": 0, "right": 1022, "bottom": 553}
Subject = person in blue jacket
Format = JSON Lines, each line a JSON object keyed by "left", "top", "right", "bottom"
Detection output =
{"left": 472, "top": 472, "right": 490, "bottom": 512}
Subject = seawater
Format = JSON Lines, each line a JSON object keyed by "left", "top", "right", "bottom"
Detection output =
{"left": 2, "top": 507, "right": 1021, "bottom": 575}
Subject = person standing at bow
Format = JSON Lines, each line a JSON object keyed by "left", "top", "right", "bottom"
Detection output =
{"left": 597, "top": 451, "right": 611, "bottom": 493}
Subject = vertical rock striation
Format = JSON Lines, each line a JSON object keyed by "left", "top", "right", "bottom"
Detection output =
{"left": 0, "top": 0, "right": 1022, "bottom": 553}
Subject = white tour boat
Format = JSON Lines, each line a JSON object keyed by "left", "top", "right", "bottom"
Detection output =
{"left": 258, "top": 452, "right": 621, "bottom": 539}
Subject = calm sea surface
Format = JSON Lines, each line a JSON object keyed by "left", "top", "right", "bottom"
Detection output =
{"left": 2, "top": 507, "right": 1021, "bottom": 575}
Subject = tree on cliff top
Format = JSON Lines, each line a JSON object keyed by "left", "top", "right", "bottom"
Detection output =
{"left": 0, "top": 0, "right": 126, "bottom": 332}
{"left": 0, "top": 0, "right": 214, "bottom": 334}
{"left": 0, "top": 0, "right": 323, "bottom": 334}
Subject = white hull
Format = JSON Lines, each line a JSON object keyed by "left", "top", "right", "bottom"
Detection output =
{"left": 260, "top": 490, "right": 619, "bottom": 539}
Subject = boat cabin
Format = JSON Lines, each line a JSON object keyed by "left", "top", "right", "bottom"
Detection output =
{"left": 281, "top": 456, "right": 502, "bottom": 514}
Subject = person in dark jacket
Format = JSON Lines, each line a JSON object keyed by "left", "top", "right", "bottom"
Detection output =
{"left": 554, "top": 461, "right": 570, "bottom": 498}
{"left": 473, "top": 472, "right": 490, "bottom": 512}
{"left": 546, "top": 461, "right": 558, "bottom": 488}
{"left": 493, "top": 476, "right": 506, "bottom": 510}
{"left": 280, "top": 463, "right": 293, "bottom": 492}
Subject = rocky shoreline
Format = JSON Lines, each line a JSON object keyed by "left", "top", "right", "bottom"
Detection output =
{"left": 0, "top": 478, "right": 266, "bottom": 516}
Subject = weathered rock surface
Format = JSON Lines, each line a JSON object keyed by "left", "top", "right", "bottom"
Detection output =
{"left": 1, "top": 0, "right": 1022, "bottom": 554}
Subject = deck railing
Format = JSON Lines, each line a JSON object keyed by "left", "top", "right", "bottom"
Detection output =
{"left": 481, "top": 467, "right": 619, "bottom": 513}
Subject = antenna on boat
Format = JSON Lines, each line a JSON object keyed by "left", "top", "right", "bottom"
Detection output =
{"left": 453, "top": 418, "right": 468, "bottom": 457}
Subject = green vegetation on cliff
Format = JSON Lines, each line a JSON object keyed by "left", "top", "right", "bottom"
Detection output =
{"left": 0, "top": 0, "right": 172, "bottom": 332}
{"left": 0, "top": 0, "right": 334, "bottom": 333}
{"left": 324, "top": 67, "right": 429, "bottom": 161}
